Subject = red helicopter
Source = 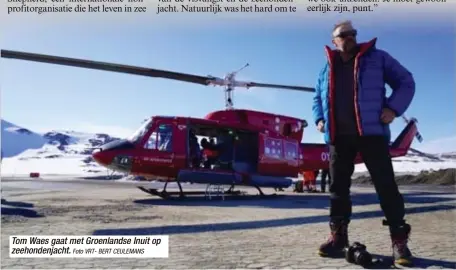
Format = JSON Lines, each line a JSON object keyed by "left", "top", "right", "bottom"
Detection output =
{"left": 1, "top": 50, "right": 423, "bottom": 199}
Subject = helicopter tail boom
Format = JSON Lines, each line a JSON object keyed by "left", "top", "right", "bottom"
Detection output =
{"left": 389, "top": 116, "right": 422, "bottom": 157}
{"left": 298, "top": 116, "right": 422, "bottom": 171}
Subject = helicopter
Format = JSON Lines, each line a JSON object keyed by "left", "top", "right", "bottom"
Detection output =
{"left": 1, "top": 49, "right": 423, "bottom": 199}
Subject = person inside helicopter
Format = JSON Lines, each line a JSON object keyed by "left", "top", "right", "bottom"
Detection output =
{"left": 187, "top": 127, "right": 241, "bottom": 171}
{"left": 189, "top": 129, "right": 202, "bottom": 168}
{"left": 201, "top": 138, "right": 219, "bottom": 169}
{"left": 213, "top": 130, "right": 238, "bottom": 170}
{"left": 157, "top": 125, "right": 173, "bottom": 152}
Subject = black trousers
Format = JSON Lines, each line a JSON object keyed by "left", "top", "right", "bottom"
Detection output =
{"left": 329, "top": 135, "right": 405, "bottom": 227}
{"left": 321, "top": 169, "right": 331, "bottom": 192}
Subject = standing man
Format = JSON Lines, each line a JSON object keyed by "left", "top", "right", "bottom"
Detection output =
{"left": 320, "top": 168, "right": 330, "bottom": 193}
{"left": 312, "top": 20, "right": 415, "bottom": 267}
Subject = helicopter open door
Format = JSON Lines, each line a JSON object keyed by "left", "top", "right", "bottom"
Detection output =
{"left": 176, "top": 123, "right": 246, "bottom": 186}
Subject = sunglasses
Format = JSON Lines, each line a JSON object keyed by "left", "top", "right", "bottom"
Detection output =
{"left": 334, "top": 30, "right": 357, "bottom": 39}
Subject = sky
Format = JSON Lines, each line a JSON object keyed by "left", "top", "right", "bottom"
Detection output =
{"left": 1, "top": 2, "right": 455, "bottom": 153}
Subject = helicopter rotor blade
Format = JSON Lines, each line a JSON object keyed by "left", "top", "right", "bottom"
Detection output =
{"left": 1, "top": 49, "right": 211, "bottom": 86}
{"left": 239, "top": 81, "right": 315, "bottom": 92}
{"left": 1, "top": 49, "right": 316, "bottom": 93}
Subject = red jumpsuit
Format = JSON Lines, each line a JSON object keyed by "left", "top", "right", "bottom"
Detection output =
{"left": 303, "top": 170, "right": 317, "bottom": 192}
{"left": 203, "top": 149, "right": 218, "bottom": 168}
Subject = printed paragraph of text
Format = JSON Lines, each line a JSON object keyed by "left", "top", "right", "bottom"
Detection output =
{"left": 5, "top": 0, "right": 449, "bottom": 15}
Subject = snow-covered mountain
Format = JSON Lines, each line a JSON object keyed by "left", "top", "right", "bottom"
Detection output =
{"left": 1, "top": 120, "right": 47, "bottom": 159}
{"left": 1, "top": 119, "right": 121, "bottom": 176}
{"left": 355, "top": 147, "right": 456, "bottom": 174}
{"left": 1, "top": 119, "right": 456, "bottom": 177}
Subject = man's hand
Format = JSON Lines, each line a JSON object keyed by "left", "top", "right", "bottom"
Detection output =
{"left": 381, "top": 108, "right": 396, "bottom": 124}
{"left": 317, "top": 120, "right": 325, "bottom": 133}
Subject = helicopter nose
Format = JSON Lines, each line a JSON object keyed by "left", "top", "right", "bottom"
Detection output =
{"left": 91, "top": 139, "right": 136, "bottom": 173}
{"left": 92, "top": 149, "right": 114, "bottom": 166}
{"left": 92, "top": 139, "right": 135, "bottom": 165}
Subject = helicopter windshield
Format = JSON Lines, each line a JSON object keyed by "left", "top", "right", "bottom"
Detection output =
{"left": 127, "top": 118, "right": 154, "bottom": 144}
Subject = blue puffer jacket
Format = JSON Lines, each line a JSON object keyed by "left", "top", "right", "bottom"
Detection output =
{"left": 312, "top": 38, "right": 415, "bottom": 144}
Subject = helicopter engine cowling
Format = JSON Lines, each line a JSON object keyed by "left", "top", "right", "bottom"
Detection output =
{"left": 205, "top": 109, "right": 307, "bottom": 141}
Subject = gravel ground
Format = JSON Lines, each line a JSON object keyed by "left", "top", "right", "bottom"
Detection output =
{"left": 1, "top": 178, "right": 455, "bottom": 269}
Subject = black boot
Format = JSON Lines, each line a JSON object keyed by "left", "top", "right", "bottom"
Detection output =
{"left": 387, "top": 221, "right": 413, "bottom": 267}
{"left": 318, "top": 220, "right": 349, "bottom": 257}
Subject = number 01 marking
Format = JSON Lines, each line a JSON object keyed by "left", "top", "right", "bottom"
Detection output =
{"left": 321, "top": 152, "right": 330, "bottom": 161}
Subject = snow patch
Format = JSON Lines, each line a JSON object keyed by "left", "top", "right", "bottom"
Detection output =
{"left": 355, "top": 156, "right": 456, "bottom": 173}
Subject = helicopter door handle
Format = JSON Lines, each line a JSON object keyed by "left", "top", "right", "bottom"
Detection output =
{"left": 170, "top": 153, "right": 175, "bottom": 167}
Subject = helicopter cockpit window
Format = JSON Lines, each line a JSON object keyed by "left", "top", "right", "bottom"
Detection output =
{"left": 128, "top": 118, "right": 153, "bottom": 144}
{"left": 144, "top": 124, "right": 173, "bottom": 152}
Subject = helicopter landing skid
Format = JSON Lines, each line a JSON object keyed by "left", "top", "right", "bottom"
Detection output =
{"left": 137, "top": 182, "right": 276, "bottom": 200}
{"left": 225, "top": 184, "right": 243, "bottom": 196}
{"left": 222, "top": 184, "right": 275, "bottom": 197}
{"left": 137, "top": 186, "right": 206, "bottom": 199}
{"left": 137, "top": 181, "right": 205, "bottom": 199}
{"left": 136, "top": 186, "right": 244, "bottom": 199}
{"left": 254, "top": 185, "right": 279, "bottom": 198}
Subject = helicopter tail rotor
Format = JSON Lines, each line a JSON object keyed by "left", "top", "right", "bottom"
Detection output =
{"left": 402, "top": 115, "right": 423, "bottom": 143}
